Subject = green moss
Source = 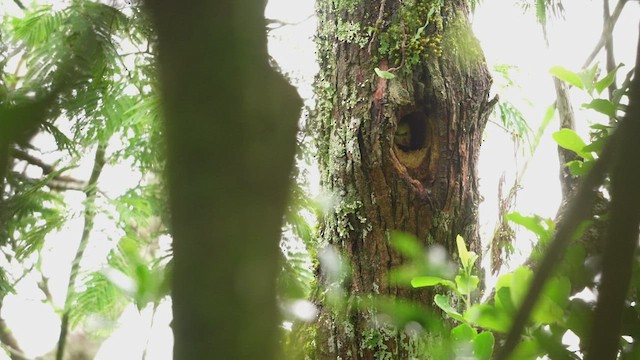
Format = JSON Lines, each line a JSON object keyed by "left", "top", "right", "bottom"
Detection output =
{"left": 333, "top": 0, "right": 360, "bottom": 13}
{"left": 376, "top": 0, "right": 444, "bottom": 71}
{"left": 441, "top": 9, "right": 484, "bottom": 70}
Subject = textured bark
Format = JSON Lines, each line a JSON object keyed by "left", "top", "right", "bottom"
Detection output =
{"left": 554, "top": 78, "right": 580, "bottom": 197}
{"left": 145, "top": 1, "right": 301, "bottom": 359}
{"left": 309, "top": 0, "right": 494, "bottom": 358}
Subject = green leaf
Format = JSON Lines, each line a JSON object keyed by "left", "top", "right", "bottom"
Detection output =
{"left": 532, "top": 294, "right": 566, "bottom": 325}
{"left": 579, "top": 63, "right": 599, "bottom": 94}
{"left": 456, "top": 234, "right": 477, "bottom": 271}
{"left": 464, "top": 304, "right": 511, "bottom": 332}
{"left": 583, "top": 136, "right": 607, "bottom": 154}
{"left": 494, "top": 287, "right": 516, "bottom": 315}
{"left": 542, "top": 276, "right": 571, "bottom": 310}
{"left": 511, "top": 339, "right": 543, "bottom": 360}
{"left": 549, "top": 66, "right": 583, "bottom": 89}
{"left": 374, "top": 67, "right": 395, "bottom": 79}
{"left": 505, "top": 212, "right": 553, "bottom": 242}
{"left": 411, "top": 276, "right": 456, "bottom": 289}
{"left": 566, "top": 160, "right": 593, "bottom": 176}
{"left": 583, "top": 98, "right": 617, "bottom": 119}
{"left": 552, "top": 128, "right": 593, "bottom": 160}
{"left": 455, "top": 274, "right": 479, "bottom": 295}
{"left": 535, "top": 0, "right": 546, "bottom": 25}
{"left": 595, "top": 63, "right": 624, "bottom": 94}
{"left": 451, "top": 323, "right": 477, "bottom": 342}
{"left": 451, "top": 324, "right": 477, "bottom": 358}
{"left": 495, "top": 272, "right": 512, "bottom": 291}
{"left": 558, "top": 244, "right": 587, "bottom": 288}
{"left": 473, "top": 332, "right": 495, "bottom": 360}
{"left": 434, "top": 294, "right": 464, "bottom": 322}
{"left": 510, "top": 266, "right": 533, "bottom": 307}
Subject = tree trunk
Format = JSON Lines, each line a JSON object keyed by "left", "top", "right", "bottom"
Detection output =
{"left": 144, "top": 1, "right": 302, "bottom": 359}
{"left": 308, "top": 0, "right": 494, "bottom": 358}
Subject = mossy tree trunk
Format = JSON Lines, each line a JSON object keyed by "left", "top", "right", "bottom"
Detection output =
{"left": 309, "top": 0, "right": 494, "bottom": 358}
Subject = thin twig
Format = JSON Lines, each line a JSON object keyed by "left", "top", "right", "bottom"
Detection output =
{"left": 603, "top": 0, "right": 618, "bottom": 100}
{"left": 55, "top": 140, "right": 108, "bottom": 360}
{"left": 583, "top": 0, "right": 628, "bottom": 69}
{"left": 368, "top": 0, "right": 387, "bottom": 55}
{"left": 266, "top": 14, "right": 314, "bottom": 31}
{"left": 12, "top": 149, "right": 85, "bottom": 187}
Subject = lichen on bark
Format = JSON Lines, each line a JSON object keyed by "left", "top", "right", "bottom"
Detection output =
{"left": 302, "top": 0, "right": 496, "bottom": 358}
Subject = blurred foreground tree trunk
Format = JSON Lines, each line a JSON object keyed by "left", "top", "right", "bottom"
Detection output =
{"left": 144, "top": 1, "right": 302, "bottom": 358}
{"left": 303, "top": 0, "right": 495, "bottom": 358}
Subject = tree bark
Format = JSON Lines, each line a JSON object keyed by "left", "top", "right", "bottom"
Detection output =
{"left": 144, "top": 1, "right": 302, "bottom": 359}
{"left": 308, "top": 0, "right": 494, "bottom": 358}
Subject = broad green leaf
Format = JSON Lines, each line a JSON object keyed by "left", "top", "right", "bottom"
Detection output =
{"left": 532, "top": 295, "right": 565, "bottom": 325}
{"left": 511, "top": 339, "right": 543, "bottom": 360}
{"left": 451, "top": 323, "right": 476, "bottom": 342}
{"left": 583, "top": 98, "right": 617, "bottom": 119}
{"left": 495, "top": 272, "right": 512, "bottom": 291}
{"left": 541, "top": 276, "right": 571, "bottom": 310}
{"left": 549, "top": 66, "right": 583, "bottom": 89}
{"left": 451, "top": 324, "right": 477, "bottom": 358}
{"left": 434, "top": 294, "right": 464, "bottom": 322}
{"left": 505, "top": 212, "right": 552, "bottom": 242}
{"left": 595, "top": 63, "right": 624, "bottom": 94}
{"left": 473, "top": 332, "right": 495, "bottom": 360}
{"left": 510, "top": 266, "right": 533, "bottom": 307}
{"left": 579, "top": 63, "right": 599, "bottom": 94}
{"left": 558, "top": 244, "right": 587, "bottom": 288}
{"left": 455, "top": 274, "right": 479, "bottom": 295}
{"left": 494, "top": 287, "right": 516, "bottom": 315}
{"left": 464, "top": 304, "right": 511, "bottom": 332}
{"left": 411, "top": 276, "right": 456, "bottom": 289}
{"left": 374, "top": 67, "right": 395, "bottom": 79}
{"left": 552, "top": 128, "right": 593, "bottom": 160}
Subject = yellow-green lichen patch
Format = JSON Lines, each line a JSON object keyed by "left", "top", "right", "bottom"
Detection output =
{"left": 336, "top": 19, "right": 370, "bottom": 48}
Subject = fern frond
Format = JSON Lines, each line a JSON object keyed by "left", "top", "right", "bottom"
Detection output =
{"left": 11, "top": 5, "right": 64, "bottom": 49}
{"left": 69, "top": 271, "right": 127, "bottom": 330}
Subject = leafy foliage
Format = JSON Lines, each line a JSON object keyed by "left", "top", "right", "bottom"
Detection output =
{"left": 0, "top": 0, "right": 168, "bottom": 355}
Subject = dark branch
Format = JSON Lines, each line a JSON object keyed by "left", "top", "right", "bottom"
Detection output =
{"left": 496, "top": 108, "right": 617, "bottom": 360}
{"left": 585, "top": 21, "right": 640, "bottom": 360}
{"left": 12, "top": 149, "right": 85, "bottom": 187}
{"left": 265, "top": 14, "right": 314, "bottom": 31}
{"left": 583, "top": 0, "right": 628, "bottom": 69}
{"left": 11, "top": 0, "right": 26, "bottom": 10}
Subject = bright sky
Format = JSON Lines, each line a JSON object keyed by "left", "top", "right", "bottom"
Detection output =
{"left": 2, "top": 0, "right": 640, "bottom": 358}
